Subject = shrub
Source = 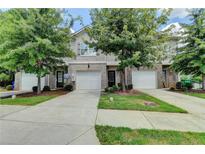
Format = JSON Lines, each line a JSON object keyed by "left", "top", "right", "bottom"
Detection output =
{"left": 64, "top": 84, "right": 73, "bottom": 91}
{"left": 105, "top": 85, "right": 120, "bottom": 93}
{"left": 126, "top": 84, "right": 133, "bottom": 90}
{"left": 105, "top": 87, "right": 109, "bottom": 92}
{"left": 112, "top": 85, "right": 118, "bottom": 91}
{"left": 176, "top": 82, "right": 182, "bottom": 89}
{"left": 181, "top": 80, "right": 193, "bottom": 90}
{"left": 32, "top": 86, "right": 38, "bottom": 92}
{"left": 6, "top": 85, "right": 12, "bottom": 90}
{"left": 117, "top": 83, "right": 122, "bottom": 90}
{"left": 169, "top": 87, "right": 175, "bottom": 91}
{"left": 43, "top": 86, "right": 51, "bottom": 91}
{"left": 107, "top": 87, "right": 114, "bottom": 93}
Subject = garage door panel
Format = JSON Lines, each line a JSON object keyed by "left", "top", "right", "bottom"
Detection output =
{"left": 132, "top": 71, "right": 157, "bottom": 89}
{"left": 76, "top": 71, "right": 101, "bottom": 90}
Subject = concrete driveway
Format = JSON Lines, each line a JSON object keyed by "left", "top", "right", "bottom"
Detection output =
{"left": 140, "top": 89, "right": 205, "bottom": 115}
{"left": 0, "top": 90, "right": 100, "bottom": 145}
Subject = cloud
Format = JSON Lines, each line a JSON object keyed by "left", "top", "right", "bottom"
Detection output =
{"left": 70, "top": 28, "right": 75, "bottom": 33}
{"left": 169, "top": 8, "right": 190, "bottom": 19}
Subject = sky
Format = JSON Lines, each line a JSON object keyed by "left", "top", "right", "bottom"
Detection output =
{"left": 67, "top": 8, "right": 192, "bottom": 32}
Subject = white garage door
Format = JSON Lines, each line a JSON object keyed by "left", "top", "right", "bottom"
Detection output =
{"left": 76, "top": 71, "right": 101, "bottom": 90}
{"left": 21, "top": 73, "right": 45, "bottom": 91}
{"left": 132, "top": 71, "right": 157, "bottom": 89}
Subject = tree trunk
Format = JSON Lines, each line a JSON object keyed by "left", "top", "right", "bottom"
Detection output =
{"left": 37, "top": 76, "right": 41, "bottom": 94}
{"left": 120, "top": 69, "right": 126, "bottom": 91}
{"left": 202, "top": 74, "right": 205, "bottom": 90}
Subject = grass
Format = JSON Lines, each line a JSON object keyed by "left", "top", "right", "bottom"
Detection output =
{"left": 0, "top": 95, "right": 57, "bottom": 106}
{"left": 184, "top": 92, "right": 205, "bottom": 99}
{"left": 95, "top": 125, "right": 205, "bottom": 145}
{"left": 98, "top": 92, "right": 187, "bottom": 113}
{"left": 0, "top": 89, "right": 8, "bottom": 92}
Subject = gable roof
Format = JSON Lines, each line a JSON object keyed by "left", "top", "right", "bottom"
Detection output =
{"left": 71, "top": 25, "right": 91, "bottom": 37}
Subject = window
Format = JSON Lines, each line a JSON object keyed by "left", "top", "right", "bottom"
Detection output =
{"left": 80, "top": 42, "right": 96, "bottom": 56}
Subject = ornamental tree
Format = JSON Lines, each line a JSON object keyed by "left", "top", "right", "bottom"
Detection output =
{"left": 0, "top": 9, "right": 74, "bottom": 94}
{"left": 171, "top": 9, "right": 205, "bottom": 90}
{"left": 87, "top": 8, "right": 171, "bottom": 91}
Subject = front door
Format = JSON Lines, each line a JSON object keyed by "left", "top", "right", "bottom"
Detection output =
{"left": 56, "top": 71, "right": 64, "bottom": 88}
{"left": 108, "top": 71, "right": 116, "bottom": 87}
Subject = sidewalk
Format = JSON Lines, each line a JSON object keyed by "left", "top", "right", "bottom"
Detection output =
{"left": 96, "top": 109, "right": 205, "bottom": 132}
{"left": 0, "top": 91, "right": 31, "bottom": 98}
{"left": 96, "top": 89, "right": 205, "bottom": 132}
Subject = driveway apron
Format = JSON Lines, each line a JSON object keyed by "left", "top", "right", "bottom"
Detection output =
{"left": 0, "top": 90, "right": 100, "bottom": 145}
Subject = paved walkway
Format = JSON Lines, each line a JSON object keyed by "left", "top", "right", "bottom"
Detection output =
{"left": 0, "top": 90, "right": 100, "bottom": 145}
{"left": 0, "top": 90, "right": 31, "bottom": 98}
{"left": 96, "top": 89, "right": 205, "bottom": 132}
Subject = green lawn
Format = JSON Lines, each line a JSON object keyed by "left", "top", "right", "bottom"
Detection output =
{"left": 184, "top": 92, "right": 205, "bottom": 99}
{"left": 96, "top": 125, "right": 205, "bottom": 145}
{"left": 0, "top": 89, "right": 8, "bottom": 92}
{"left": 98, "top": 93, "right": 187, "bottom": 113}
{"left": 0, "top": 95, "right": 57, "bottom": 106}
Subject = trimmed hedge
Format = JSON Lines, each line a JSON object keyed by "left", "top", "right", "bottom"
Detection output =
{"left": 6, "top": 85, "right": 12, "bottom": 90}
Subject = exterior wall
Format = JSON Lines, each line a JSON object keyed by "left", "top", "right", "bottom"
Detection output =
{"left": 48, "top": 73, "right": 56, "bottom": 89}
{"left": 14, "top": 72, "right": 22, "bottom": 90}
{"left": 14, "top": 71, "right": 46, "bottom": 91}
{"left": 68, "top": 63, "right": 107, "bottom": 89}
{"left": 162, "top": 65, "right": 178, "bottom": 88}
{"left": 69, "top": 31, "right": 117, "bottom": 63}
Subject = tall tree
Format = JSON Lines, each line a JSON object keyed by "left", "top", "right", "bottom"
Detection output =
{"left": 87, "top": 9, "right": 171, "bottom": 90}
{"left": 171, "top": 9, "right": 205, "bottom": 90}
{"left": 0, "top": 9, "right": 74, "bottom": 94}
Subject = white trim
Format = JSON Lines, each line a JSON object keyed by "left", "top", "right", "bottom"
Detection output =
{"left": 79, "top": 42, "right": 97, "bottom": 56}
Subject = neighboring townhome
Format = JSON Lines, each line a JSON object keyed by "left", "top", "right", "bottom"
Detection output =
{"left": 14, "top": 24, "right": 182, "bottom": 91}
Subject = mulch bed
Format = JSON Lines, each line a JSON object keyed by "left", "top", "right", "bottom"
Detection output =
{"left": 114, "top": 89, "right": 141, "bottom": 96}
{"left": 17, "top": 89, "right": 69, "bottom": 98}
{"left": 188, "top": 89, "right": 205, "bottom": 93}
{"left": 169, "top": 89, "right": 205, "bottom": 94}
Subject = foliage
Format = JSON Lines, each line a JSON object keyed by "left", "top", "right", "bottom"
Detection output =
{"left": 32, "top": 86, "right": 38, "bottom": 92}
{"left": 0, "top": 9, "right": 75, "bottom": 93}
{"left": 176, "top": 81, "right": 182, "bottom": 89}
{"left": 64, "top": 84, "right": 73, "bottom": 91}
{"left": 0, "top": 67, "right": 13, "bottom": 83}
{"left": 0, "top": 95, "right": 56, "bottom": 106}
{"left": 180, "top": 75, "right": 203, "bottom": 83}
{"left": 6, "top": 85, "right": 12, "bottom": 90}
{"left": 43, "top": 85, "right": 51, "bottom": 91}
{"left": 171, "top": 9, "right": 205, "bottom": 89}
{"left": 95, "top": 125, "right": 205, "bottom": 145}
{"left": 105, "top": 85, "right": 121, "bottom": 93}
{"left": 181, "top": 80, "right": 193, "bottom": 90}
{"left": 184, "top": 92, "right": 205, "bottom": 99}
{"left": 87, "top": 9, "right": 171, "bottom": 90}
{"left": 125, "top": 84, "right": 133, "bottom": 90}
{"left": 0, "top": 73, "right": 10, "bottom": 81}
{"left": 99, "top": 93, "right": 186, "bottom": 113}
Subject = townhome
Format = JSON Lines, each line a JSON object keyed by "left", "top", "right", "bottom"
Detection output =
{"left": 14, "top": 24, "right": 181, "bottom": 91}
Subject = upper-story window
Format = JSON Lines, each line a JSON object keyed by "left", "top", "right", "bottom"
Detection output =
{"left": 79, "top": 42, "right": 96, "bottom": 56}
